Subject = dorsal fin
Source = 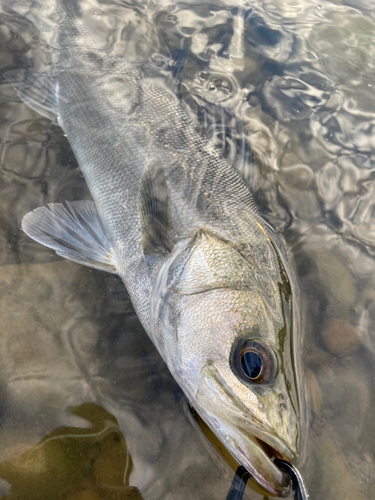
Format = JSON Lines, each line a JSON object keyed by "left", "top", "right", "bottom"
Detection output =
{"left": 179, "top": 86, "right": 253, "bottom": 177}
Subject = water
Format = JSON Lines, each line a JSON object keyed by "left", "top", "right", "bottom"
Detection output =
{"left": 0, "top": 0, "right": 375, "bottom": 498}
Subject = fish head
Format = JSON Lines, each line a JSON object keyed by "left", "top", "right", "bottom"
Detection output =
{"left": 151, "top": 228, "right": 306, "bottom": 497}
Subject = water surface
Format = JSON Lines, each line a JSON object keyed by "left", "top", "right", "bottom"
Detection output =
{"left": 0, "top": 0, "right": 375, "bottom": 499}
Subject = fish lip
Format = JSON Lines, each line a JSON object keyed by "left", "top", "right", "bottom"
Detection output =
{"left": 244, "top": 424, "right": 295, "bottom": 463}
{"left": 202, "top": 408, "right": 296, "bottom": 496}
{"left": 233, "top": 431, "right": 293, "bottom": 498}
{"left": 234, "top": 424, "right": 295, "bottom": 496}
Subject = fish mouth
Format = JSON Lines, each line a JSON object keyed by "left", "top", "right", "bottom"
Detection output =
{"left": 246, "top": 423, "right": 295, "bottom": 463}
{"left": 224, "top": 421, "right": 294, "bottom": 497}
{"left": 195, "top": 364, "right": 296, "bottom": 497}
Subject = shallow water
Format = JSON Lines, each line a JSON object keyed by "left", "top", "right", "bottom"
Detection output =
{"left": 0, "top": 0, "right": 375, "bottom": 499}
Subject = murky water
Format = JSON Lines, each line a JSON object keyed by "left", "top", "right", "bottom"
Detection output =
{"left": 0, "top": 0, "right": 375, "bottom": 499}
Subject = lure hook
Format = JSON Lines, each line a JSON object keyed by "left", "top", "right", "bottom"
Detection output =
{"left": 225, "top": 461, "right": 309, "bottom": 500}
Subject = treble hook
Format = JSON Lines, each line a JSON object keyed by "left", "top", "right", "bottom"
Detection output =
{"left": 225, "top": 461, "right": 309, "bottom": 500}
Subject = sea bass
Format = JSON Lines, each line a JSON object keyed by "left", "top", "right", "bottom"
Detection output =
{"left": 1, "top": 0, "right": 306, "bottom": 495}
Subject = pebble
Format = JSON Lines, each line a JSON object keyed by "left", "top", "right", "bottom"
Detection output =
{"left": 320, "top": 318, "right": 359, "bottom": 355}
{"left": 279, "top": 164, "right": 315, "bottom": 190}
{"left": 363, "top": 453, "right": 372, "bottom": 463}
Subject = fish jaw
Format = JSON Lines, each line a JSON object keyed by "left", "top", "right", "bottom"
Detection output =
{"left": 194, "top": 363, "right": 295, "bottom": 497}
{"left": 221, "top": 427, "right": 291, "bottom": 496}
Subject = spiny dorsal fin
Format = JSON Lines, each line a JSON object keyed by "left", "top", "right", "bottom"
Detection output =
{"left": 179, "top": 85, "right": 253, "bottom": 175}
{"left": 22, "top": 200, "right": 117, "bottom": 273}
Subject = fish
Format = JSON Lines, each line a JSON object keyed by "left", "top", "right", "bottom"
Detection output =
{"left": 0, "top": 0, "right": 307, "bottom": 496}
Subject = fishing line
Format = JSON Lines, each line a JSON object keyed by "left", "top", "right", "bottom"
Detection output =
{"left": 226, "top": 461, "right": 309, "bottom": 500}
{"left": 225, "top": 466, "right": 251, "bottom": 500}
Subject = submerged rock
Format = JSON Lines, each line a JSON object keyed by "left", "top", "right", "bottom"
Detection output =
{"left": 0, "top": 403, "right": 144, "bottom": 500}
{"left": 320, "top": 318, "right": 359, "bottom": 355}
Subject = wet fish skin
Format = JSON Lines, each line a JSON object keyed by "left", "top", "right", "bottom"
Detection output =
{"left": 1, "top": 0, "right": 306, "bottom": 495}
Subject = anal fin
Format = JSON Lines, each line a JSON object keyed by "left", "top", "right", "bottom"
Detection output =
{"left": 22, "top": 201, "right": 118, "bottom": 273}
{"left": 5, "top": 68, "right": 58, "bottom": 123}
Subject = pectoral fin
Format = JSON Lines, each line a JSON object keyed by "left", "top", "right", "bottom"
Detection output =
{"left": 22, "top": 201, "right": 118, "bottom": 273}
{"left": 139, "top": 164, "right": 172, "bottom": 255}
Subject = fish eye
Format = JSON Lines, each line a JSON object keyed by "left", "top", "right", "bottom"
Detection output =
{"left": 233, "top": 340, "right": 276, "bottom": 384}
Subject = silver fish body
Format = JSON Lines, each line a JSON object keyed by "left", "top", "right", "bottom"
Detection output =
{"left": 1, "top": 0, "right": 307, "bottom": 495}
